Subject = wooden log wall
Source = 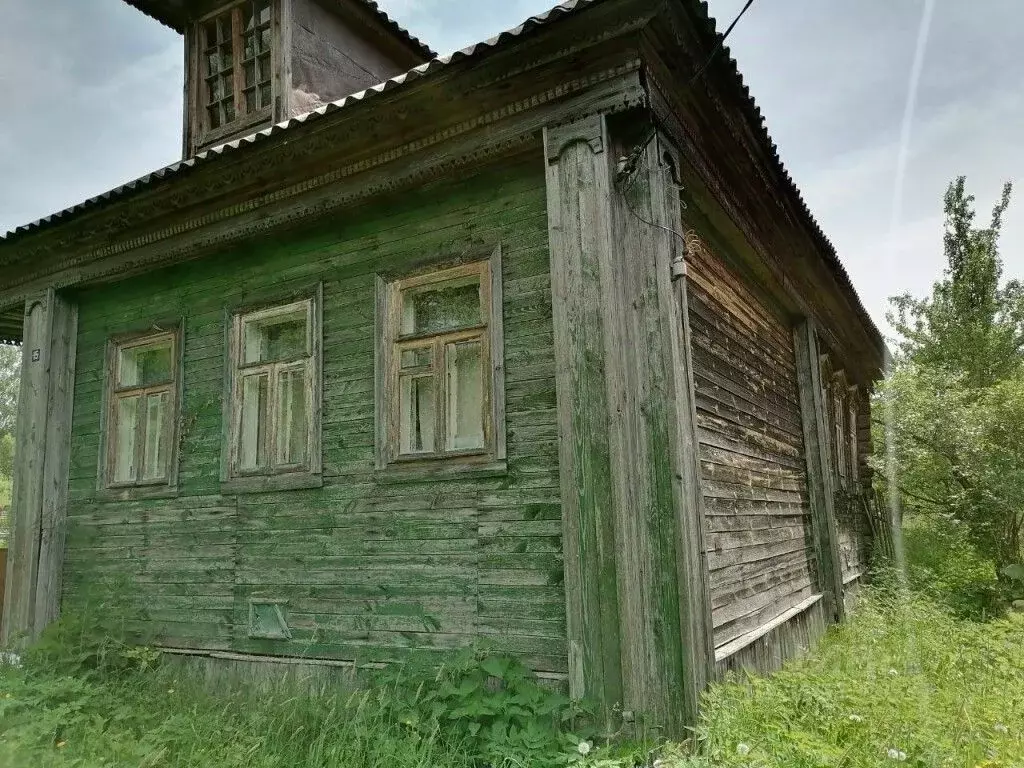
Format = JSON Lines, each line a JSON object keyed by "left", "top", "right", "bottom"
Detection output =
{"left": 684, "top": 238, "right": 820, "bottom": 652}
{"left": 61, "top": 156, "right": 570, "bottom": 676}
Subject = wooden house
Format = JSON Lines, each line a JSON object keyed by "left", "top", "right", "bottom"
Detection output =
{"left": 0, "top": 0, "right": 885, "bottom": 733}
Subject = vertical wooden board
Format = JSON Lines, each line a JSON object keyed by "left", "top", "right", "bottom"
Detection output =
{"left": 650, "top": 137, "right": 716, "bottom": 724}
{"left": 793, "top": 320, "right": 845, "bottom": 623}
{"left": 605, "top": 130, "right": 713, "bottom": 730}
{"left": 2, "top": 290, "right": 77, "bottom": 644}
{"left": 62, "top": 157, "right": 568, "bottom": 675}
{"left": 544, "top": 117, "right": 623, "bottom": 720}
{"left": 2, "top": 297, "right": 51, "bottom": 644}
{"left": 33, "top": 297, "right": 77, "bottom": 634}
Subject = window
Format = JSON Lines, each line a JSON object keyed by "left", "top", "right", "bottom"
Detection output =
{"left": 248, "top": 599, "right": 291, "bottom": 640}
{"left": 199, "top": 0, "right": 273, "bottom": 134}
{"left": 105, "top": 331, "right": 179, "bottom": 488}
{"left": 379, "top": 255, "right": 505, "bottom": 466}
{"left": 847, "top": 386, "right": 861, "bottom": 483}
{"left": 228, "top": 298, "right": 320, "bottom": 478}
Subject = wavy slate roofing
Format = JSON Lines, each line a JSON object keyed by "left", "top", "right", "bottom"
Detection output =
{"left": 0, "top": 0, "right": 882, "bottom": 345}
{"left": 124, "top": 0, "right": 436, "bottom": 58}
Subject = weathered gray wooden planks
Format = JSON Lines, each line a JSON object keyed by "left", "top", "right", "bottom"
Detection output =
{"left": 2, "top": 289, "right": 77, "bottom": 645}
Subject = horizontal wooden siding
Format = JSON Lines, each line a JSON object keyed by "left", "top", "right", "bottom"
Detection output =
{"left": 62, "top": 157, "right": 567, "bottom": 674}
{"left": 686, "top": 241, "right": 818, "bottom": 650}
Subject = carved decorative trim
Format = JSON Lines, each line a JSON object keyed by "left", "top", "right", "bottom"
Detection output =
{"left": 544, "top": 113, "right": 606, "bottom": 162}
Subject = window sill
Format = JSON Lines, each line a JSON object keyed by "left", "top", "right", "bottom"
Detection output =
{"left": 197, "top": 106, "right": 272, "bottom": 151}
{"left": 375, "top": 459, "right": 507, "bottom": 484}
{"left": 220, "top": 473, "right": 323, "bottom": 495}
{"left": 93, "top": 485, "right": 180, "bottom": 502}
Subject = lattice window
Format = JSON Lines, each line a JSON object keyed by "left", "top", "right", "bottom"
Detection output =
{"left": 200, "top": 0, "right": 273, "bottom": 133}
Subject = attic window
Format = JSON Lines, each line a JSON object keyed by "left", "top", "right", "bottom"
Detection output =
{"left": 200, "top": 0, "right": 273, "bottom": 134}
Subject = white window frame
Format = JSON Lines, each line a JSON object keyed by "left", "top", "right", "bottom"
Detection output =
{"left": 376, "top": 246, "right": 506, "bottom": 469}
{"left": 225, "top": 292, "right": 322, "bottom": 486}
{"left": 102, "top": 329, "right": 181, "bottom": 491}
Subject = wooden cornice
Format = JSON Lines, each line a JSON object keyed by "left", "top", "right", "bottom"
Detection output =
{"left": 0, "top": 60, "right": 645, "bottom": 307}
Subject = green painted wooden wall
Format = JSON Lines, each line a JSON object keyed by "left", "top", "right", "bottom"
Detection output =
{"left": 62, "top": 155, "right": 569, "bottom": 676}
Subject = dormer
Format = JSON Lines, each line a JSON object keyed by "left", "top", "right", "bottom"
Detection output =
{"left": 124, "top": 0, "right": 434, "bottom": 158}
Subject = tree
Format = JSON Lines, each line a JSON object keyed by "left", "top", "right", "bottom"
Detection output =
{"left": 880, "top": 364, "right": 1024, "bottom": 570}
{"left": 878, "top": 178, "right": 1024, "bottom": 574}
{"left": 889, "top": 177, "right": 1023, "bottom": 388}
{"left": 0, "top": 343, "right": 20, "bottom": 438}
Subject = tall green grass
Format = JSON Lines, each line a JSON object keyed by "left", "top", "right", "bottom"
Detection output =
{"left": 0, "top": 613, "right": 593, "bottom": 768}
{"left": 2, "top": 517, "right": 1020, "bottom": 767}
{"left": 691, "top": 588, "right": 1024, "bottom": 767}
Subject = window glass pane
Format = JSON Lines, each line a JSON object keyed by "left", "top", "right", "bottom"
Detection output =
{"left": 399, "top": 376, "right": 435, "bottom": 454}
{"left": 276, "top": 367, "right": 308, "bottom": 466}
{"left": 446, "top": 341, "right": 484, "bottom": 451}
{"left": 118, "top": 339, "right": 173, "bottom": 388}
{"left": 259, "top": 84, "right": 271, "bottom": 108}
{"left": 401, "top": 277, "right": 481, "bottom": 336}
{"left": 239, "top": 373, "right": 269, "bottom": 470}
{"left": 113, "top": 395, "right": 140, "bottom": 483}
{"left": 400, "top": 346, "right": 432, "bottom": 370}
{"left": 258, "top": 0, "right": 272, "bottom": 26}
{"left": 203, "top": 19, "right": 219, "bottom": 47}
{"left": 141, "top": 392, "right": 169, "bottom": 481}
{"left": 243, "top": 306, "right": 308, "bottom": 364}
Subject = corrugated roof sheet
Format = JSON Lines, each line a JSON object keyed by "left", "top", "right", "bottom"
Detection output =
{"left": 123, "top": 0, "right": 436, "bottom": 59}
{"left": 2, "top": 0, "right": 882, "bottom": 346}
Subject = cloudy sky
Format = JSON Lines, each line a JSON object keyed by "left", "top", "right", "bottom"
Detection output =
{"left": 1, "top": 0, "right": 1021, "bottom": 334}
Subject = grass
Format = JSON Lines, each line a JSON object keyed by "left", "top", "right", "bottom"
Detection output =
{"left": 1, "top": 520, "right": 1021, "bottom": 767}
{"left": 691, "top": 588, "right": 1024, "bottom": 768}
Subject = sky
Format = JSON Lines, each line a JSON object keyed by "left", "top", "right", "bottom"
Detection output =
{"left": 1, "top": 0, "right": 1021, "bottom": 336}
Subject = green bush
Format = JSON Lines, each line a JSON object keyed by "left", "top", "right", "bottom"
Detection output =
{"left": 902, "top": 515, "right": 1004, "bottom": 620}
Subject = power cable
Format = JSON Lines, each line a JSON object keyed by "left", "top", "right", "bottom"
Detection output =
{"left": 688, "top": 0, "right": 758, "bottom": 86}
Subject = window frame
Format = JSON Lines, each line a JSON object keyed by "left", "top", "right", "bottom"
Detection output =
{"left": 193, "top": 0, "right": 275, "bottom": 147}
{"left": 100, "top": 327, "right": 182, "bottom": 495}
{"left": 223, "top": 288, "right": 322, "bottom": 491}
{"left": 847, "top": 385, "right": 861, "bottom": 484}
{"left": 376, "top": 246, "right": 506, "bottom": 471}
